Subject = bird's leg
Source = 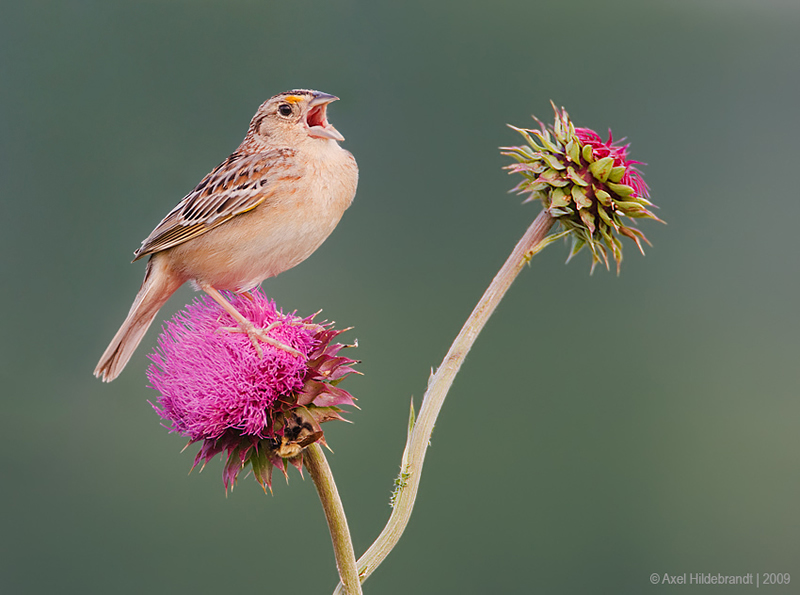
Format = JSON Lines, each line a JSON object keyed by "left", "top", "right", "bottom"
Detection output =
{"left": 200, "top": 283, "right": 302, "bottom": 358}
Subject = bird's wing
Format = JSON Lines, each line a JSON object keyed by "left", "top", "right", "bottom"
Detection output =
{"left": 133, "top": 149, "right": 294, "bottom": 260}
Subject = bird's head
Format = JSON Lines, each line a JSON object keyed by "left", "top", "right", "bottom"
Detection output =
{"left": 247, "top": 89, "right": 345, "bottom": 148}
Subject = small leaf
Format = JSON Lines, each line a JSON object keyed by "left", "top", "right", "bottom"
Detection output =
{"left": 553, "top": 111, "right": 566, "bottom": 142}
{"left": 620, "top": 225, "right": 647, "bottom": 254}
{"left": 566, "top": 166, "right": 589, "bottom": 186}
{"left": 519, "top": 160, "right": 548, "bottom": 174}
{"left": 566, "top": 236, "right": 586, "bottom": 263}
{"left": 589, "top": 156, "right": 614, "bottom": 182}
{"left": 595, "top": 188, "right": 613, "bottom": 207}
{"left": 522, "top": 189, "right": 549, "bottom": 204}
{"left": 608, "top": 165, "right": 626, "bottom": 183}
{"left": 614, "top": 200, "right": 647, "bottom": 212}
{"left": 625, "top": 208, "right": 661, "bottom": 220}
{"left": 587, "top": 239, "right": 610, "bottom": 272}
{"left": 620, "top": 225, "right": 653, "bottom": 246}
{"left": 596, "top": 205, "right": 614, "bottom": 226}
{"left": 566, "top": 139, "right": 582, "bottom": 164}
{"left": 537, "top": 131, "right": 559, "bottom": 153}
{"left": 500, "top": 145, "right": 537, "bottom": 161}
{"left": 540, "top": 152, "right": 566, "bottom": 170}
{"left": 607, "top": 181, "right": 635, "bottom": 197}
{"left": 582, "top": 144, "right": 595, "bottom": 163}
{"left": 626, "top": 193, "right": 656, "bottom": 207}
{"left": 548, "top": 206, "right": 573, "bottom": 217}
{"left": 507, "top": 125, "right": 544, "bottom": 152}
{"left": 525, "top": 229, "right": 571, "bottom": 259}
{"left": 550, "top": 187, "right": 571, "bottom": 208}
{"left": 539, "top": 169, "right": 570, "bottom": 187}
{"left": 571, "top": 185, "right": 593, "bottom": 209}
{"left": 599, "top": 225, "right": 619, "bottom": 257}
{"left": 579, "top": 208, "right": 596, "bottom": 234}
{"left": 527, "top": 179, "right": 550, "bottom": 192}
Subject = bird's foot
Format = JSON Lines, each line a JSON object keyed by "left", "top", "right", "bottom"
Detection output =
{"left": 222, "top": 320, "right": 303, "bottom": 359}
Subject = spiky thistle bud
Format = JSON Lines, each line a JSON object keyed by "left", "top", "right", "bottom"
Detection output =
{"left": 502, "top": 103, "right": 662, "bottom": 272}
{"left": 148, "top": 288, "right": 358, "bottom": 492}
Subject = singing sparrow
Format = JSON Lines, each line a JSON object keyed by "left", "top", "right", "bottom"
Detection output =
{"left": 94, "top": 89, "right": 358, "bottom": 382}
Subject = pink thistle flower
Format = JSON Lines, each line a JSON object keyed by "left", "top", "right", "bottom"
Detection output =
{"left": 502, "top": 103, "right": 662, "bottom": 273}
{"left": 148, "top": 288, "right": 358, "bottom": 492}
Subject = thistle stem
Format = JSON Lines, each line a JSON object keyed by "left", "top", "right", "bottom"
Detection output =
{"left": 304, "top": 443, "right": 363, "bottom": 595}
{"left": 333, "top": 210, "right": 555, "bottom": 594}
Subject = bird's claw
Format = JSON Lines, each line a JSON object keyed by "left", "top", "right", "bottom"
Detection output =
{"left": 221, "top": 320, "right": 303, "bottom": 359}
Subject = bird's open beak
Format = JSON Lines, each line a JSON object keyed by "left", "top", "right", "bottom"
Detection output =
{"left": 306, "top": 93, "right": 345, "bottom": 141}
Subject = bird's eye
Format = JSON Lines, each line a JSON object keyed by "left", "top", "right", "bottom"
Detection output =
{"left": 278, "top": 104, "right": 293, "bottom": 117}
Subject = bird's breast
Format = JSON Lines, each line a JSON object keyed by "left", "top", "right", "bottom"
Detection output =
{"left": 168, "top": 142, "right": 358, "bottom": 291}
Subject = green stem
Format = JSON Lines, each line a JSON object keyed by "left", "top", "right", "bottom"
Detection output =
{"left": 333, "top": 210, "right": 555, "bottom": 594}
{"left": 304, "top": 443, "right": 363, "bottom": 595}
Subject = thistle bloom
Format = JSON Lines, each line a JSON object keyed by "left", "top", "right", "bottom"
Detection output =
{"left": 503, "top": 103, "right": 661, "bottom": 272}
{"left": 148, "top": 288, "right": 358, "bottom": 491}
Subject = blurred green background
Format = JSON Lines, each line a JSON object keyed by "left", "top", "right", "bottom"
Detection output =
{"left": 2, "top": 1, "right": 799, "bottom": 593}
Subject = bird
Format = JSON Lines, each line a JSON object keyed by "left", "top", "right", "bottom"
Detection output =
{"left": 94, "top": 89, "right": 358, "bottom": 382}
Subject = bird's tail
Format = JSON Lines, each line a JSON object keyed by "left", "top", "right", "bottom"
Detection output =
{"left": 94, "top": 258, "right": 182, "bottom": 382}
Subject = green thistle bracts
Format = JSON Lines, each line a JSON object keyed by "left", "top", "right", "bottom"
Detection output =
{"left": 503, "top": 104, "right": 662, "bottom": 272}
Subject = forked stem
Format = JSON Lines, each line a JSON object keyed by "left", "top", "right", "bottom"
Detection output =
{"left": 334, "top": 210, "right": 556, "bottom": 594}
{"left": 304, "top": 443, "right": 363, "bottom": 595}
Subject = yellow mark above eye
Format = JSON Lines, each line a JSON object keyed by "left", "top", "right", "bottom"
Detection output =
{"left": 283, "top": 95, "right": 303, "bottom": 104}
